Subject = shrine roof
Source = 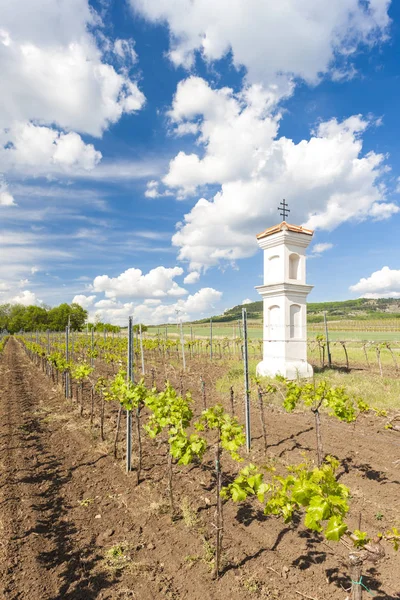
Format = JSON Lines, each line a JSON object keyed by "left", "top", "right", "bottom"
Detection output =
{"left": 256, "top": 221, "right": 314, "bottom": 240}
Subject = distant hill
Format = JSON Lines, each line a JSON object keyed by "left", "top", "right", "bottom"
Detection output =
{"left": 193, "top": 298, "right": 400, "bottom": 324}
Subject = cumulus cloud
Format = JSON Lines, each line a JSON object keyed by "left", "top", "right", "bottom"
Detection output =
{"left": 242, "top": 298, "right": 253, "bottom": 304}
{"left": 164, "top": 78, "right": 282, "bottom": 196}
{"left": 92, "top": 266, "right": 187, "bottom": 299}
{"left": 0, "top": 124, "right": 102, "bottom": 175}
{"left": 183, "top": 271, "right": 200, "bottom": 284}
{"left": 350, "top": 266, "right": 400, "bottom": 298}
{"left": 0, "top": 0, "right": 145, "bottom": 136}
{"left": 10, "top": 289, "right": 40, "bottom": 306}
{"left": 72, "top": 294, "right": 97, "bottom": 309}
{"left": 0, "top": 0, "right": 145, "bottom": 187}
{"left": 91, "top": 287, "right": 223, "bottom": 325}
{"left": 161, "top": 78, "right": 391, "bottom": 271}
{"left": 131, "top": 0, "right": 390, "bottom": 85}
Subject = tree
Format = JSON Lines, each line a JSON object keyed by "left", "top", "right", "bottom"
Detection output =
{"left": 47, "top": 303, "right": 87, "bottom": 331}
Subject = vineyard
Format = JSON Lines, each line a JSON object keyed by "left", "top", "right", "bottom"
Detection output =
{"left": 0, "top": 329, "right": 399, "bottom": 600}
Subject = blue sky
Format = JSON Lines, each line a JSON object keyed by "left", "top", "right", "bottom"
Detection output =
{"left": 2, "top": 0, "right": 400, "bottom": 324}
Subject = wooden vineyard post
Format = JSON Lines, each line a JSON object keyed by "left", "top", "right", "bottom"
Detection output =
{"left": 91, "top": 328, "right": 94, "bottom": 368}
{"left": 324, "top": 311, "right": 332, "bottom": 368}
{"left": 210, "top": 318, "right": 213, "bottom": 361}
{"left": 179, "top": 319, "right": 186, "bottom": 371}
{"left": 340, "top": 341, "right": 349, "bottom": 370}
{"left": 376, "top": 344, "right": 383, "bottom": 377}
{"left": 386, "top": 342, "right": 398, "bottom": 372}
{"left": 126, "top": 316, "right": 134, "bottom": 472}
{"left": 242, "top": 308, "right": 251, "bottom": 452}
{"left": 362, "top": 342, "right": 370, "bottom": 369}
{"left": 139, "top": 323, "right": 145, "bottom": 375}
{"left": 65, "top": 324, "right": 70, "bottom": 399}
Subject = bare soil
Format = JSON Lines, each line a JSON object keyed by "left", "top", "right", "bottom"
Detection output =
{"left": 0, "top": 337, "right": 399, "bottom": 600}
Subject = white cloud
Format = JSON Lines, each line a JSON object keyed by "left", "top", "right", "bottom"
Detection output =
{"left": 0, "top": 123, "right": 102, "bottom": 175}
{"left": 72, "top": 294, "right": 97, "bottom": 309}
{"left": 183, "top": 271, "right": 200, "bottom": 284}
{"left": 0, "top": 230, "right": 74, "bottom": 287}
{"left": 0, "top": 0, "right": 145, "bottom": 137}
{"left": 113, "top": 39, "right": 138, "bottom": 64}
{"left": 0, "top": 177, "right": 16, "bottom": 206}
{"left": 164, "top": 78, "right": 282, "bottom": 196}
{"left": 312, "top": 242, "right": 334, "bottom": 254}
{"left": 350, "top": 266, "right": 400, "bottom": 298}
{"left": 163, "top": 79, "right": 390, "bottom": 270}
{"left": 368, "top": 202, "right": 399, "bottom": 220}
{"left": 10, "top": 289, "right": 40, "bottom": 306}
{"left": 144, "top": 179, "right": 173, "bottom": 198}
{"left": 92, "top": 266, "right": 187, "bottom": 299}
{"left": 131, "top": 0, "right": 390, "bottom": 85}
{"left": 145, "top": 180, "right": 161, "bottom": 198}
{"left": 0, "top": 0, "right": 146, "bottom": 189}
{"left": 242, "top": 298, "right": 253, "bottom": 304}
{"left": 91, "top": 286, "right": 222, "bottom": 325}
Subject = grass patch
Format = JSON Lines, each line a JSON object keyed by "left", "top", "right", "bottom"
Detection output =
{"left": 180, "top": 497, "right": 199, "bottom": 528}
{"left": 104, "top": 543, "right": 132, "bottom": 571}
{"left": 215, "top": 356, "right": 400, "bottom": 412}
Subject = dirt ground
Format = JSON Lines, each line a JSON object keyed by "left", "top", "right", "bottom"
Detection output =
{"left": 0, "top": 337, "right": 399, "bottom": 600}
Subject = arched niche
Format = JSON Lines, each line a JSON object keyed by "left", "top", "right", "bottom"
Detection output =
{"left": 289, "top": 253, "right": 300, "bottom": 280}
{"left": 267, "top": 304, "right": 280, "bottom": 340}
{"left": 290, "top": 304, "right": 301, "bottom": 338}
{"left": 267, "top": 255, "right": 280, "bottom": 282}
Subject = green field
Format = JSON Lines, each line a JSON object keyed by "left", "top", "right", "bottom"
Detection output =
{"left": 148, "top": 320, "right": 400, "bottom": 342}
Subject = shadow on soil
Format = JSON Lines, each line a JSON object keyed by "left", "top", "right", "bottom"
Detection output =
{"left": 339, "top": 456, "right": 400, "bottom": 486}
{"left": 17, "top": 402, "right": 117, "bottom": 600}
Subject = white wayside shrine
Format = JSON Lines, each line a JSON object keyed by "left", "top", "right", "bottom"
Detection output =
{"left": 255, "top": 221, "right": 314, "bottom": 380}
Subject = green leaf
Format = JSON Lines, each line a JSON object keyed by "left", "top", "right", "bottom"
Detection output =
{"left": 292, "top": 481, "right": 314, "bottom": 506}
{"left": 325, "top": 516, "right": 347, "bottom": 541}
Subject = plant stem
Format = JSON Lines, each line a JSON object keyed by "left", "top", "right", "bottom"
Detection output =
{"left": 313, "top": 408, "right": 324, "bottom": 467}
{"left": 214, "top": 429, "right": 223, "bottom": 579}
{"left": 80, "top": 382, "right": 84, "bottom": 416}
{"left": 113, "top": 405, "right": 122, "bottom": 458}
{"left": 167, "top": 446, "right": 175, "bottom": 515}
{"left": 349, "top": 554, "right": 363, "bottom": 600}
{"left": 258, "top": 385, "right": 267, "bottom": 452}
{"left": 90, "top": 385, "right": 94, "bottom": 426}
{"left": 201, "top": 377, "right": 207, "bottom": 410}
{"left": 136, "top": 406, "right": 142, "bottom": 485}
{"left": 100, "top": 391, "right": 105, "bottom": 440}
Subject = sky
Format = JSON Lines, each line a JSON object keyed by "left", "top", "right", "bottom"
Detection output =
{"left": 2, "top": 0, "right": 400, "bottom": 324}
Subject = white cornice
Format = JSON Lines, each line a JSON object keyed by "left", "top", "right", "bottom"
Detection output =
{"left": 257, "top": 229, "right": 313, "bottom": 251}
{"left": 255, "top": 283, "right": 314, "bottom": 298}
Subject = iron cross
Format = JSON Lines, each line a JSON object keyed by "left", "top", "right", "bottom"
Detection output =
{"left": 278, "top": 199, "right": 290, "bottom": 220}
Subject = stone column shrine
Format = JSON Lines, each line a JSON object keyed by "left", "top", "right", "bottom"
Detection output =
{"left": 255, "top": 220, "right": 314, "bottom": 380}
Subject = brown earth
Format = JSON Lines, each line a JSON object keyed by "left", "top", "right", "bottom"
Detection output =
{"left": 0, "top": 337, "right": 399, "bottom": 600}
